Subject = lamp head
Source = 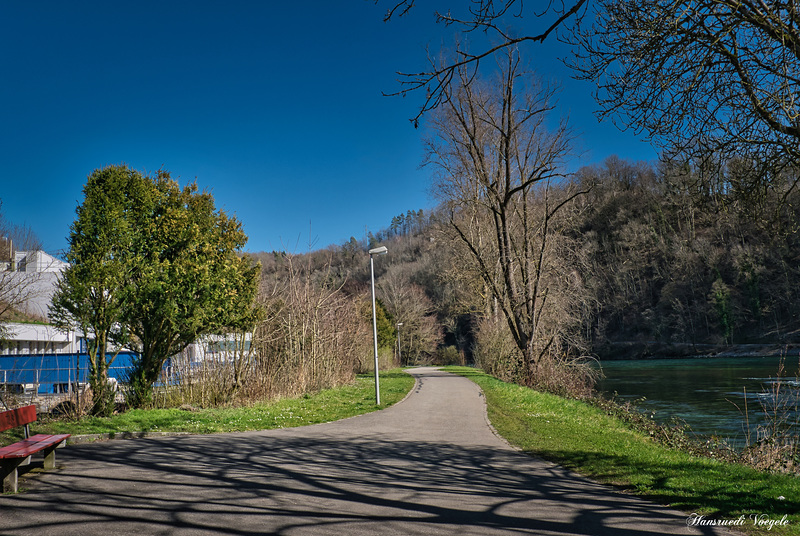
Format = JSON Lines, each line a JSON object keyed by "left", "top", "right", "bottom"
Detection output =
{"left": 368, "top": 246, "right": 388, "bottom": 256}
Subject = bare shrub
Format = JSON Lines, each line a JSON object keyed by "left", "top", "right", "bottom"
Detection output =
{"left": 474, "top": 316, "right": 596, "bottom": 398}
{"left": 739, "top": 358, "right": 800, "bottom": 474}
{"left": 377, "top": 346, "right": 397, "bottom": 373}
{"left": 473, "top": 317, "right": 527, "bottom": 382}
{"left": 243, "top": 254, "right": 371, "bottom": 401}
{"left": 133, "top": 252, "right": 372, "bottom": 408}
{"left": 153, "top": 331, "right": 257, "bottom": 408}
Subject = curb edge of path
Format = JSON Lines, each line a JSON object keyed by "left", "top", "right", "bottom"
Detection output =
{"left": 441, "top": 368, "right": 521, "bottom": 452}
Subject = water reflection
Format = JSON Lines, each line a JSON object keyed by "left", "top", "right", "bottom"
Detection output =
{"left": 595, "top": 355, "right": 800, "bottom": 447}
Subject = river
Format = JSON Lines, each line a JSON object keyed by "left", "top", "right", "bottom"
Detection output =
{"left": 595, "top": 355, "right": 800, "bottom": 447}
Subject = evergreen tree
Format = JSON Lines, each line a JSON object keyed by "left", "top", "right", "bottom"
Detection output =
{"left": 51, "top": 166, "right": 141, "bottom": 415}
{"left": 53, "top": 165, "right": 261, "bottom": 410}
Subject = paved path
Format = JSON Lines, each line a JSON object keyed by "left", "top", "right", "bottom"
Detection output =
{"left": 0, "top": 368, "right": 731, "bottom": 535}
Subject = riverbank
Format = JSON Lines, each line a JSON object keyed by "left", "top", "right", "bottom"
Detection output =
{"left": 596, "top": 341, "right": 800, "bottom": 360}
{"left": 448, "top": 366, "right": 800, "bottom": 536}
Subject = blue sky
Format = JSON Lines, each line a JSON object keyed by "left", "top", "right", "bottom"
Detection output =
{"left": 0, "top": 1, "right": 656, "bottom": 256}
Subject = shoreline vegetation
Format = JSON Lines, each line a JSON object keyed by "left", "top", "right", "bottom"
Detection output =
{"left": 596, "top": 342, "right": 800, "bottom": 360}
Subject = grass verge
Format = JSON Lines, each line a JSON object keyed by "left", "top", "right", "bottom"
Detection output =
{"left": 445, "top": 366, "right": 800, "bottom": 535}
{"left": 1, "top": 369, "right": 414, "bottom": 441}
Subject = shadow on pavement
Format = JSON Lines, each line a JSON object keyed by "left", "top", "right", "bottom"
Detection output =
{"left": 0, "top": 428, "right": 727, "bottom": 536}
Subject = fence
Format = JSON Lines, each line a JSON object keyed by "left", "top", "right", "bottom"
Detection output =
{"left": 0, "top": 352, "right": 137, "bottom": 395}
{"left": 0, "top": 347, "right": 250, "bottom": 411}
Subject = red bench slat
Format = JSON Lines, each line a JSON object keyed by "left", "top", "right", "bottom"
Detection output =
{"left": 0, "top": 405, "right": 37, "bottom": 433}
{"left": 0, "top": 434, "right": 70, "bottom": 459}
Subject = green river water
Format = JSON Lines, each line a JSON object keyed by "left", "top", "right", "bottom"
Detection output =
{"left": 596, "top": 355, "right": 800, "bottom": 447}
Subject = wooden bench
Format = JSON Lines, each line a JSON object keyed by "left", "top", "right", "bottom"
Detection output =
{"left": 0, "top": 405, "right": 70, "bottom": 493}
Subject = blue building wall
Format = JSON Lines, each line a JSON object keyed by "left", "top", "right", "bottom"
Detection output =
{"left": 0, "top": 352, "right": 138, "bottom": 394}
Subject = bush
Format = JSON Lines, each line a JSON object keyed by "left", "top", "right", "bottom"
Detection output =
{"left": 243, "top": 256, "right": 372, "bottom": 402}
{"left": 436, "top": 345, "right": 465, "bottom": 366}
{"left": 473, "top": 317, "right": 596, "bottom": 398}
{"left": 473, "top": 317, "right": 525, "bottom": 382}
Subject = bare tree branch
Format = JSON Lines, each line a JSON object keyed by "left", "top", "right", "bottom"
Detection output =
{"left": 379, "top": 0, "right": 589, "bottom": 126}
{"left": 570, "top": 0, "right": 800, "bottom": 186}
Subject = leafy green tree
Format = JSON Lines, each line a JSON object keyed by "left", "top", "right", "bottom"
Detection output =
{"left": 711, "top": 278, "right": 733, "bottom": 345}
{"left": 51, "top": 166, "right": 141, "bottom": 416}
{"left": 121, "top": 171, "right": 261, "bottom": 407}
{"left": 374, "top": 299, "right": 396, "bottom": 350}
{"left": 54, "top": 165, "right": 260, "bottom": 410}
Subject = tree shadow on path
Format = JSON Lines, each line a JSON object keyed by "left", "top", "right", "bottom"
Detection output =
{"left": 0, "top": 427, "right": 732, "bottom": 536}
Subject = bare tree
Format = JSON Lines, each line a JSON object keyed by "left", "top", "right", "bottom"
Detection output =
{"left": 570, "top": 0, "right": 800, "bottom": 183}
{"left": 0, "top": 271, "right": 45, "bottom": 329}
{"left": 425, "top": 48, "right": 588, "bottom": 382}
{"left": 0, "top": 204, "right": 45, "bottom": 337}
{"left": 379, "top": 0, "right": 588, "bottom": 126}
{"left": 378, "top": 268, "right": 442, "bottom": 364}
{"left": 381, "top": 0, "right": 799, "bottom": 197}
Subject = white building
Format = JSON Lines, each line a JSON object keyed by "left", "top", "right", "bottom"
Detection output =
{"left": 0, "top": 246, "right": 85, "bottom": 394}
{"left": 0, "top": 322, "right": 78, "bottom": 356}
{"left": 13, "top": 250, "right": 68, "bottom": 273}
{"left": 1, "top": 238, "right": 68, "bottom": 320}
{"left": 178, "top": 333, "right": 253, "bottom": 364}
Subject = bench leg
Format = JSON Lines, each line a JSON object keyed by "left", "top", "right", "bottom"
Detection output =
{"left": 42, "top": 438, "right": 67, "bottom": 471}
{"left": 43, "top": 445, "right": 60, "bottom": 470}
{"left": 1, "top": 456, "right": 31, "bottom": 494}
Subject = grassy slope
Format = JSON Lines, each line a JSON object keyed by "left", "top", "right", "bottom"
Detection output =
{"left": 1, "top": 370, "right": 415, "bottom": 441}
{"left": 447, "top": 366, "right": 800, "bottom": 535}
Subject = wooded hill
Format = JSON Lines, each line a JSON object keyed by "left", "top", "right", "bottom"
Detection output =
{"left": 574, "top": 157, "right": 800, "bottom": 359}
{"left": 254, "top": 155, "right": 800, "bottom": 364}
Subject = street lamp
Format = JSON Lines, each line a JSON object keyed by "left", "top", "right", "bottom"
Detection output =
{"left": 396, "top": 322, "right": 403, "bottom": 365}
{"left": 369, "top": 245, "right": 388, "bottom": 404}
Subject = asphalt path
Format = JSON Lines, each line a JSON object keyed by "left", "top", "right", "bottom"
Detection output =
{"left": 0, "top": 367, "right": 733, "bottom": 535}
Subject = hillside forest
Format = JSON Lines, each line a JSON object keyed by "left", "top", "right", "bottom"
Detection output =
{"left": 244, "top": 50, "right": 800, "bottom": 401}
{"left": 249, "top": 153, "right": 800, "bottom": 397}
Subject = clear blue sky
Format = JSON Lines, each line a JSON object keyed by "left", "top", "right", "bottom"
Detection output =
{"left": 0, "top": 1, "right": 656, "bottom": 257}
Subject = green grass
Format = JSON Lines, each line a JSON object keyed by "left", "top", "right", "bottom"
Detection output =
{"left": 445, "top": 366, "right": 800, "bottom": 535}
{"left": 1, "top": 369, "right": 414, "bottom": 441}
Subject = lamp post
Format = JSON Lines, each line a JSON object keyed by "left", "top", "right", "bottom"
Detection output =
{"left": 369, "top": 245, "right": 388, "bottom": 404}
{"left": 396, "top": 322, "right": 403, "bottom": 365}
